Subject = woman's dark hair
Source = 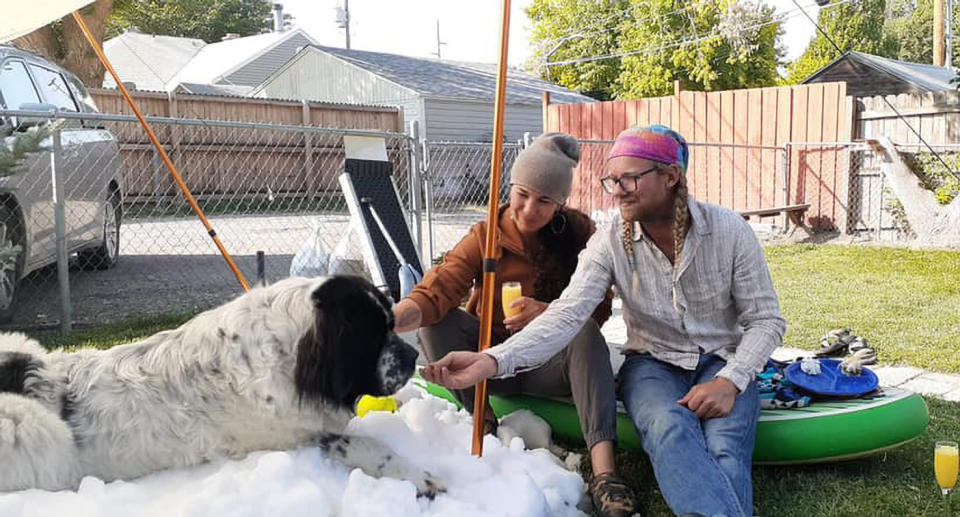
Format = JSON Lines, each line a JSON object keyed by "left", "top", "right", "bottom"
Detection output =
{"left": 531, "top": 207, "right": 594, "bottom": 302}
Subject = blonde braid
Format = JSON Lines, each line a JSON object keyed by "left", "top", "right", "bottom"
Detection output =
{"left": 672, "top": 172, "right": 690, "bottom": 269}
{"left": 671, "top": 172, "right": 690, "bottom": 313}
{"left": 621, "top": 218, "right": 639, "bottom": 294}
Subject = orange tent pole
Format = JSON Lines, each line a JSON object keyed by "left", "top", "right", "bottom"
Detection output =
{"left": 71, "top": 11, "right": 251, "bottom": 292}
{"left": 471, "top": 0, "right": 511, "bottom": 457}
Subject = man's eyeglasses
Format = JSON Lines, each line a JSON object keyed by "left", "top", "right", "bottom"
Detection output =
{"left": 599, "top": 167, "right": 658, "bottom": 194}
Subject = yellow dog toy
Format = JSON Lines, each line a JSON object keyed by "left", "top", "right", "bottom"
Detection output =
{"left": 355, "top": 395, "right": 398, "bottom": 417}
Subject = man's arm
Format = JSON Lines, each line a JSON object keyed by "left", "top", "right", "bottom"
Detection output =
{"left": 485, "top": 229, "right": 615, "bottom": 377}
{"left": 715, "top": 220, "right": 786, "bottom": 392}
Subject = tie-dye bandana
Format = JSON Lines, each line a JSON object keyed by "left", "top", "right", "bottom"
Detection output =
{"left": 606, "top": 124, "right": 689, "bottom": 174}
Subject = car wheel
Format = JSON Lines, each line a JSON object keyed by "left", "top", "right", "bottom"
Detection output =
{"left": 0, "top": 205, "right": 24, "bottom": 324}
{"left": 78, "top": 189, "right": 121, "bottom": 271}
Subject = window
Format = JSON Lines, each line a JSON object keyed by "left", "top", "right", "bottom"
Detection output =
{"left": 29, "top": 64, "right": 78, "bottom": 112}
{"left": 0, "top": 60, "right": 40, "bottom": 111}
{"left": 63, "top": 72, "right": 98, "bottom": 113}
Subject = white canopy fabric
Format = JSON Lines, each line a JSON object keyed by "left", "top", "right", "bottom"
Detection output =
{"left": 0, "top": 0, "right": 96, "bottom": 43}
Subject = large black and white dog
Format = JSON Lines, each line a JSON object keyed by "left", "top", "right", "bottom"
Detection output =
{"left": 0, "top": 276, "right": 439, "bottom": 495}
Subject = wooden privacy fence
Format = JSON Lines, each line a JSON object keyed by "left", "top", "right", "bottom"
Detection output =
{"left": 88, "top": 89, "right": 406, "bottom": 199}
{"left": 547, "top": 82, "right": 855, "bottom": 230}
{"left": 858, "top": 90, "right": 960, "bottom": 145}
{"left": 90, "top": 89, "right": 403, "bottom": 131}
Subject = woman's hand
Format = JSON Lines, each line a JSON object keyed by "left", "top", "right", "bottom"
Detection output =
{"left": 503, "top": 296, "right": 549, "bottom": 332}
{"left": 392, "top": 299, "right": 422, "bottom": 334}
{"left": 420, "top": 351, "right": 498, "bottom": 389}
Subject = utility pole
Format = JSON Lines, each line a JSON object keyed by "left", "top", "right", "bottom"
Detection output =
{"left": 948, "top": 0, "right": 955, "bottom": 68}
{"left": 935, "top": 0, "right": 946, "bottom": 66}
{"left": 431, "top": 20, "right": 446, "bottom": 59}
{"left": 335, "top": 0, "right": 351, "bottom": 49}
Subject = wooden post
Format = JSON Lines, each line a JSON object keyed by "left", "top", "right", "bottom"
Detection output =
{"left": 167, "top": 89, "right": 181, "bottom": 193}
{"left": 542, "top": 91, "right": 551, "bottom": 133}
{"left": 672, "top": 80, "right": 682, "bottom": 130}
{"left": 935, "top": 0, "right": 946, "bottom": 66}
{"left": 302, "top": 100, "right": 316, "bottom": 198}
{"left": 471, "top": 0, "right": 512, "bottom": 458}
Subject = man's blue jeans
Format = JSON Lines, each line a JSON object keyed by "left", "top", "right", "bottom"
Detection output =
{"left": 619, "top": 353, "right": 759, "bottom": 517}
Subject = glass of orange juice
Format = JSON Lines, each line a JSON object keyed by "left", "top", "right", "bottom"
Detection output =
{"left": 936, "top": 440, "right": 959, "bottom": 500}
{"left": 502, "top": 281, "right": 523, "bottom": 319}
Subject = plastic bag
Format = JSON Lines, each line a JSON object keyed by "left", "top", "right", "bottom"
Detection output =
{"left": 289, "top": 223, "right": 330, "bottom": 278}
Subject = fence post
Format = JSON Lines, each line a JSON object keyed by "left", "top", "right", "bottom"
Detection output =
{"left": 542, "top": 91, "right": 550, "bottom": 133}
{"left": 408, "top": 120, "right": 424, "bottom": 264}
{"left": 781, "top": 143, "right": 790, "bottom": 232}
{"left": 51, "top": 128, "right": 72, "bottom": 332}
{"left": 422, "top": 138, "right": 435, "bottom": 263}
{"left": 523, "top": 131, "right": 533, "bottom": 148}
{"left": 167, "top": 90, "right": 181, "bottom": 162}
{"left": 302, "top": 100, "right": 316, "bottom": 199}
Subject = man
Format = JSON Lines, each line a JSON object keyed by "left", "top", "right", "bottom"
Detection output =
{"left": 422, "top": 125, "right": 785, "bottom": 517}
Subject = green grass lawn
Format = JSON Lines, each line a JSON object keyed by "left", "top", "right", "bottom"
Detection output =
{"left": 578, "top": 398, "right": 960, "bottom": 516}
{"left": 766, "top": 244, "right": 960, "bottom": 373}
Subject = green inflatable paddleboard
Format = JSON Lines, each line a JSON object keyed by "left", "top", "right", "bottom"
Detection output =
{"left": 413, "top": 378, "right": 928, "bottom": 465}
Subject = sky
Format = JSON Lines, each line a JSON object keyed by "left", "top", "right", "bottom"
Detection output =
{"left": 0, "top": 383, "right": 584, "bottom": 517}
{"left": 279, "top": 0, "right": 822, "bottom": 67}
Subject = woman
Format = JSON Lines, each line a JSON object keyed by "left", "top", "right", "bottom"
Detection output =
{"left": 392, "top": 133, "right": 639, "bottom": 517}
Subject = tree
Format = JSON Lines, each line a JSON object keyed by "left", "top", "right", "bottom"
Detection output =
{"left": 870, "top": 139, "right": 960, "bottom": 245}
{"left": 527, "top": 0, "right": 784, "bottom": 100}
{"left": 526, "top": 0, "right": 627, "bottom": 100}
{"left": 105, "top": 0, "right": 272, "bottom": 43}
{"left": 884, "top": 0, "right": 960, "bottom": 68}
{"left": 784, "top": 0, "right": 897, "bottom": 84}
{"left": 12, "top": 0, "right": 115, "bottom": 87}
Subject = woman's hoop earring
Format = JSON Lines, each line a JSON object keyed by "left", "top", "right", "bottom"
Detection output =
{"left": 551, "top": 212, "right": 567, "bottom": 234}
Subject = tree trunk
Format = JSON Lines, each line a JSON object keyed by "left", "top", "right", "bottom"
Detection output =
{"left": 870, "top": 138, "right": 960, "bottom": 245}
{"left": 11, "top": 0, "right": 114, "bottom": 87}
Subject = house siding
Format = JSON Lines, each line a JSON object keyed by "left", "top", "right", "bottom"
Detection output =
{"left": 422, "top": 98, "right": 542, "bottom": 141}
{"left": 255, "top": 49, "right": 421, "bottom": 130}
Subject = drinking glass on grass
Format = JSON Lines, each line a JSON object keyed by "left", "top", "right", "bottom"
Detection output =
{"left": 936, "top": 440, "right": 958, "bottom": 512}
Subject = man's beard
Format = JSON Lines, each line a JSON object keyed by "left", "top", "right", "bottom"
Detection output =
{"left": 620, "top": 196, "right": 674, "bottom": 224}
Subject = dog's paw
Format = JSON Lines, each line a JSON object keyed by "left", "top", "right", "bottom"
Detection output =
{"left": 415, "top": 473, "right": 445, "bottom": 500}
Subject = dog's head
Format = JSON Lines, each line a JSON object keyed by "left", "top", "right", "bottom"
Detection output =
{"left": 295, "top": 275, "right": 418, "bottom": 410}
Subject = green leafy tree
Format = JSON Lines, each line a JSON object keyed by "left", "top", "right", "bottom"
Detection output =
{"left": 526, "top": 0, "right": 628, "bottom": 100}
{"left": 106, "top": 0, "right": 272, "bottom": 43}
{"left": 884, "top": 0, "right": 960, "bottom": 68}
{"left": 526, "top": 0, "right": 784, "bottom": 100}
{"left": 784, "top": 0, "right": 897, "bottom": 84}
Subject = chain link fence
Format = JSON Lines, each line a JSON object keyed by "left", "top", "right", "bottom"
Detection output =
{"left": 421, "top": 141, "right": 520, "bottom": 263}
{"left": 1, "top": 110, "right": 412, "bottom": 330}
{"left": 0, "top": 109, "right": 928, "bottom": 331}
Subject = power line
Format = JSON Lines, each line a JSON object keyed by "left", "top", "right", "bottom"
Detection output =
{"left": 544, "top": 7, "right": 803, "bottom": 67}
{"left": 542, "top": 0, "right": 837, "bottom": 67}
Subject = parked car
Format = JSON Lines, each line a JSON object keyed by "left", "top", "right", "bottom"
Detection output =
{"left": 0, "top": 45, "right": 122, "bottom": 323}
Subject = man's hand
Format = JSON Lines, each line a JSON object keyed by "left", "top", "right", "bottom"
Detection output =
{"left": 503, "top": 297, "right": 548, "bottom": 332}
{"left": 420, "top": 351, "right": 498, "bottom": 389}
{"left": 678, "top": 377, "right": 739, "bottom": 419}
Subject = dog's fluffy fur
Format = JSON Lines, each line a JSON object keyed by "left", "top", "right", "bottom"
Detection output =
{"left": 0, "top": 276, "right": 439, "bottom": 495}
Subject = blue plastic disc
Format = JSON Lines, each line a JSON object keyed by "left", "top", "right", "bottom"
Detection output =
{"left": 784, "top": 358, "right": 879, "bottom": 397}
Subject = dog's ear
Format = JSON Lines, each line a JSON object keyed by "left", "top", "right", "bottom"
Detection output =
{"left": 295, "top": 277, "right": 383, "bottom": 409}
